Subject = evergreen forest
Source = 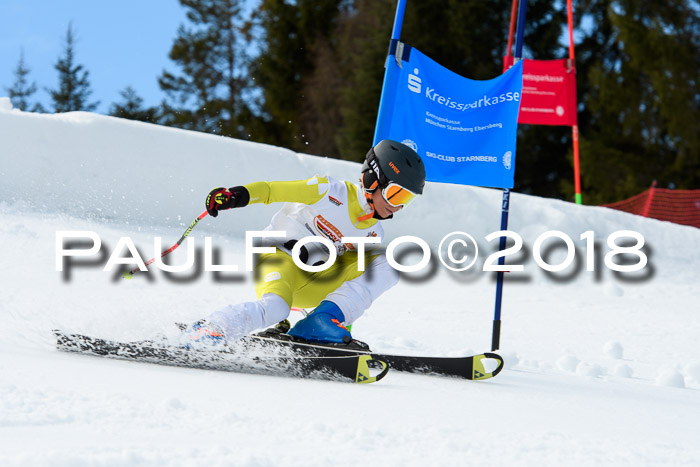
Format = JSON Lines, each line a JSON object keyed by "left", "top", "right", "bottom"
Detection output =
{"left": 5, "top": 0, "right": 699, "bottom": 204}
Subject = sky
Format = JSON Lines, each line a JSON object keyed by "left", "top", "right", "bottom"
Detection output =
{"left": 0, "top": 1, "right": 583, "bottom": 116}
{"left": 0, "top": 1, "right": 191, "bottom": 113}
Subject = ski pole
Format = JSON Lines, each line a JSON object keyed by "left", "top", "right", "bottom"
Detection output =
{"left": 123, "top": 210, "right": 209, "bottom": 279}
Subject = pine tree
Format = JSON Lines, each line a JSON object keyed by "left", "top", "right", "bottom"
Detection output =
{"left": 173, "top": 0, "right": 696, "bottom": 203}
{"left": 298, "top": 33, "right": 346, "bottom": 157}
{"left": 332, "top": 0, "right": 396, "bottom": 161}
{"left": 109, "top": 86, "right": 159, "bottom": 123}
{"left": 48, "top": 23, "right": 99, "bottom": 113}
{"left": 5, "top": 49, "right": 42, "bottom": 112}
{"left": 574, "top": 0, "right": 700, "bottom": 203}
{"left": 247, "top": 0, "right": 345, "bottom": 151}
{"left": 159, "top": 0, "right": 251, "bottom": 137}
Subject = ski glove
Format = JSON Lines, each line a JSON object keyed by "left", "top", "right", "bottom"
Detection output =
{"left": 205, "top": 186, "right": 250, "bottom": 217}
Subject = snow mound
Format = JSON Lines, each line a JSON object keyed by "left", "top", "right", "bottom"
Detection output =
{"left": 655, "top": 368, "right": 685, "bottom": 388}
{"left": 612, "top": 363, "right": 634, "bottom": 378}
{"left": 682, "top": 362, "right": 700, "bottom": 383}
{"left": 576, "top": 361, "right": 605, "bottom": 378}
{"left": 604, "top": 341, "right": 624, "bottom": 359}
{"left": 556, "top": 355, "right": 580, "bottom": 372}
{"left": 498, "top": 349, "right": 520, "bottom": 370}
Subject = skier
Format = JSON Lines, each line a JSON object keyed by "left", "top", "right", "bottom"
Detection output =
{"left": 182, "top": 139, "right": 426, "bottom": 347}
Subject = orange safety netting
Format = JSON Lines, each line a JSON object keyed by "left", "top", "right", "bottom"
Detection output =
{"left": 602, "top": 183, "right": 700, "bottom": 228}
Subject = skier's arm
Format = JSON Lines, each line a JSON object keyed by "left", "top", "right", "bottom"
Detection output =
{"left": 244, "top": 177, "right": 329, "bottom": 205}
{"left": 205, "top": 177, "right": 329, "bottom": 217}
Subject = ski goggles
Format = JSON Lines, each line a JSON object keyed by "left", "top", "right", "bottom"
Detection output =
{"left": 382, "top": 182, "right": 418, "bottom": 208}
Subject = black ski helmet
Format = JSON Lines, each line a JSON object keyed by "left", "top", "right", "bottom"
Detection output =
{"left": 361, "top": 140, "right": 426, "bottom": 195}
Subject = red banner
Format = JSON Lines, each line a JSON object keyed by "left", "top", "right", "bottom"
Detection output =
{"left": 503, "top": 57, "right": 578, "bottom": 126}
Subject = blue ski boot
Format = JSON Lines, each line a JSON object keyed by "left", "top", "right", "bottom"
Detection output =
{"left": 288, "top": 301, "right": 352, "bottom": 344}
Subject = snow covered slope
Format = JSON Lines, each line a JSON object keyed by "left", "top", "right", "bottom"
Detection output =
{"left": 1, "top": 99, "right": 699, "bottom": 466}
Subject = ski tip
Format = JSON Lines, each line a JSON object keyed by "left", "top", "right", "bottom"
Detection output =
{"left": 470, "top": 353, "right": 505, "bottom": 380}
{"left": 356, "top": 356, "right": 390, "bottom": 384}
{"left": 122, "top": 271, "right": 134, "bottom": 280}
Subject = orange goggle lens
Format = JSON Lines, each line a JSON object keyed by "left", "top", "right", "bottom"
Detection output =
{"left": 382, "top": 183, "right": 417, "bottom": 208}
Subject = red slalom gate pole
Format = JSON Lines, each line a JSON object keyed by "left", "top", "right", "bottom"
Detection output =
{"left": 506, "top": 0, "right": 518, "bottom": 58}
{"left": 122, "top": 211, "right": 209, "bottom": 279}
{"left": 567, "top": 0, "right": 583, "bottom": 204}
{"left": 573, "top": 125, "right": 582, "bottom": 204}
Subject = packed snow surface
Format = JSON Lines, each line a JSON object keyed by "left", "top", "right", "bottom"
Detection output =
{"left": 1, "top": 105, "right": 699, "bottom": 466}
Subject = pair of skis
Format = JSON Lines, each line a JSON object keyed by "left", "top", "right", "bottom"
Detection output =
{"left": 54, "top": 329, "right": 504, "bottom": 384}
{"left": 54, "top": 331, "right": 389, "bottom": 384}
{"left": 66, "top": 211, "right": 503, "bottom": 384}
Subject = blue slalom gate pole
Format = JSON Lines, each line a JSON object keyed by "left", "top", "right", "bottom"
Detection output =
{"left": 372, "top": 0, "right": 408, "bottom": 145}
{"left": 390, "top": 0, "right": 407, "bottom": 40}
{"left": 492, "top": 0, "right": 527, "bottom": 352}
